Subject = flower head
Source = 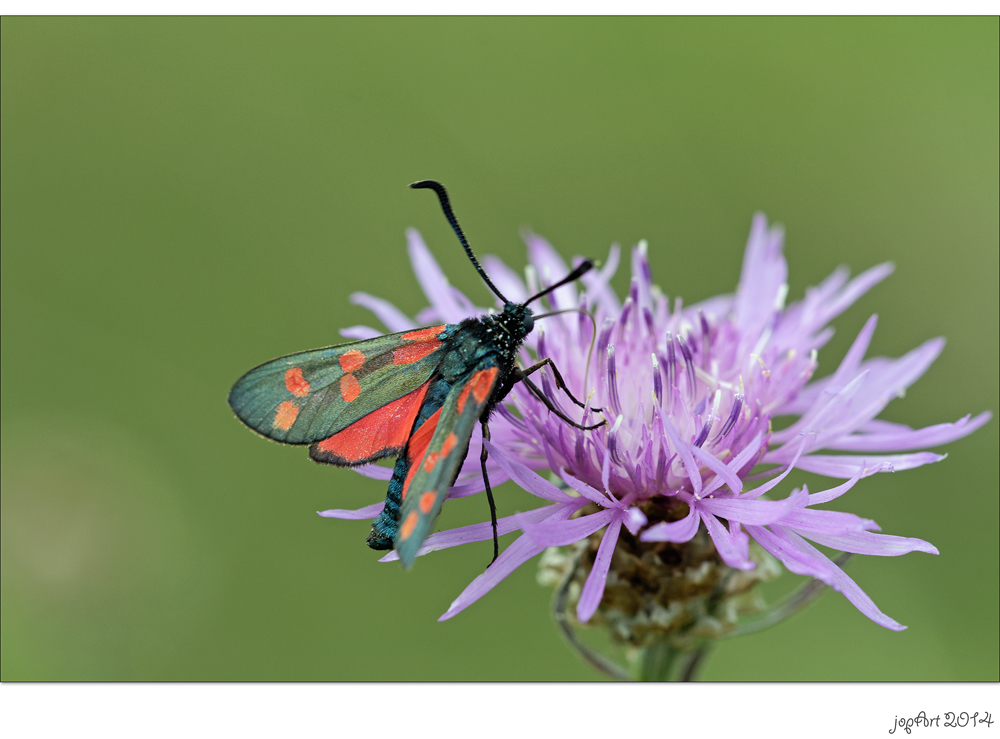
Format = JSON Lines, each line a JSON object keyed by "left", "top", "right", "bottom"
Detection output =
{"left": 321, "top": 218, "right": 989, "bottom": 637}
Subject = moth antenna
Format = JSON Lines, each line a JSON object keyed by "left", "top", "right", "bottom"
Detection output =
{"left": 410, "top": 180, "right": 510, "bottom": 304}
{"left": 524, "top": 259, "right": 594, "bottom": 307}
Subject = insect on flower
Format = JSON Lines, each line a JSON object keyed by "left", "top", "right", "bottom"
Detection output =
{"left": 227, "top": 181, "right": 605, "bottom": 567}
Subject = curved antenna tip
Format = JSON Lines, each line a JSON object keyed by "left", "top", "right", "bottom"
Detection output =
{"left": 524, "top": 258, "right": 595, "bottom": 307}
{"left": 409, "top": 180, "right": 442, "bottom": 190}
{"left": 408, "top": 179, "right": 510, "bottom": 304}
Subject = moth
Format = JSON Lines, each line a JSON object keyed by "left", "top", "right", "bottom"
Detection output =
{"left": 228, "top": 181, "right": 603, "bottom": 568}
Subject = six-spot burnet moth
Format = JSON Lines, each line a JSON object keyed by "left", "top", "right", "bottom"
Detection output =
{"left": 228, "top": 181, "right": 604, "bottom": 568}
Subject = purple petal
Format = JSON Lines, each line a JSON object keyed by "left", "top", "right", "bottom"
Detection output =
{"left": 522, "top": 508, "right": 616, "bottom": 548}
{"left": 777, "top": 507, "right": 879, "bottom": 536}
{"left": 351, "top": 463, "right": 500, "bottom": 497}
{"left": 340, "top": 325, "right": 382, "bottom": 340}
{"left": 771, "top": 370, "right": 869, "bottom": 447}
{"left": 661, "top": 415, "right": 702, "bottom": 497}
{"left": 379, "top": 503, "right": 566, "bottom": 561}
{"left": 745, "top": 524, "right": 831, "bottom": 580}
{"left": 697, "top": 495, "right": 796, "bottom": 526}
{"left": 702, "top": 431, "right": 766, "bottom": 496}
{"left": 814, "top": 262, "right": 895, "bottom": 328}
{"left": 349, "top": 292, "right": 417, "bottom": 332}
{"left": 406, "top": 228, "right": 469, "bottom": 322}
{"left": 318, "top": 501, "right": 385, "bottom": 519}
{"left": 448, "top": 284, "right": 481, "bottom": 316}
{"left": 743, "top": 435, "right": 807, "bottom": 500}
{"left": 351, "top": 464, "right": 394, "bottom": 481}
{"left": 700, "top": 510, "right": 754, "bottom": 570}
{"left": 815, "top": 338, "right": 947, "bottom": 444}
{"left": 810, "top": 265, "right": 851, "bottom": 305}
{"left": 525, "top": 231, "right": 577, "bottom": 312}
{"left": 859, "top": 418, "right": 912, "bottom": 433}
{"left": 640, "top": 505, "right": 701, "bottom": 543}
{"left": 630, "top": 242, "right": 653, "bottom": 313}
{"left": 807, "top": 466, "right": 865, "bottom": 504}
{"left": 623, "top": 507, "right": 648, "bottom": 535}
{"left": 438, "top": 534, "right": 546, "bottom": 621}
{"left": 481, "top": 255, "right": 528, "bottom": 305}
{"left": 484, "top": 440, "right": 576, "bottom": 503}
{"left": 688, "top": 294, "right": 733, "bottom": 324}
{"left": 828, "top": 314, "right": 878, "bottom": 389}
{"left": 804, "top": 369, "right": 871, "bottom": 437}
{"left": 558, "top": 468, "right": 614, "bottom": 507}
{"left": 445, "top": 474, "right": 501, "bottom": 500}
{"left": 733, "top": 213, "right": 787, "bottom": 340}
{"left": 824, "top": 411, "right": 992, "bottom": 452}
{"left": 581, "top": 243, "right": 622, "bottom": 315}
{"left": 577, "top": 515, "right": 624, "bottom": 623}
{"left": 414, "top": 306, "right": 438, "bottom": 324}
{"left": 438, "top": 503, "right": 580, "bottom": 621}
{"left": 600, "top": 444, "right": 613, "bottom": 499}
{"left": 781, "top": 528, "right": 905, "bottom": 630}
{"left": 689, "top": 443, "right": 743, "bottom": 494}
{"left": 793, "top": 452, "right": 945, "bottom": 478}
{"left": 799, "top": 529, "right": 938, "bottom": 556}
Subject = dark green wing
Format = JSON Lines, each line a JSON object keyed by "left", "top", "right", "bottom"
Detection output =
{"left": 227, "top": 324, "right": 452, "bottom": 444}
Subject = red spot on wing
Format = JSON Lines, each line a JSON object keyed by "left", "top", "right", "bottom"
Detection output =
{"left": 284, "top": 367, "right": 310, "bottom": 397}
{"left": 393, "top": 340, "right": 441, "bottom": 365}
{"left": 457, "top": 367, "right": 498, "bottom": 414}
{"left": 339, "top": 349, "right": 366, "bottom": 372}
{"left": 472, "top": 367, "right": 498, "bottom": 402}
{"left": 402, "top": 325, "right": 445, "bottom": 342}
{"left": 457, "top": 384, "right": 473, "bottom": 415}
{"left": 400, "top": 511, "right": 418, "bottom": 541}
{"left": 340, "top": 374, "right": 361, "bottom": 402}
{"left": 314, "top": 381, "right": 430, "bottom": 464}
{"left": 273, "top": 401, "right": 299, "bottom": 430}
{"left": 440, "top": 432, "right": 459, "bottom": 459}
{"left": 401, "top": 407, "right": 443, "bottom": 501}
{"left": 422, "top": 452, "right": 440, "bottom": 472}
{"left": 419, "top": 492, "right": 437, "bottom": 514}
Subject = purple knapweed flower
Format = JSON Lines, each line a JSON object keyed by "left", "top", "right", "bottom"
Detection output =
{"left": 320, "top": 217, "right": 989, "bottom": 634}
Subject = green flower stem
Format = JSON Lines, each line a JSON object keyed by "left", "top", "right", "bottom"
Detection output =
{"left": 679, "top": 642, "right": 713, "bottom": 682}
{"left": 553, "top": 551, "right": 631, "bottom": 681}
{"left": 637, "top": 641, "right": 682, "bottom": 681}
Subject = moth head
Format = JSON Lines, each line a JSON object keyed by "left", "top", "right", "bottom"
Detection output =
{"left": 521, "top": 307, "right": 535, "bottom": 334}
{"left": 502, "top": 302, "right": 534, "bottom": 338}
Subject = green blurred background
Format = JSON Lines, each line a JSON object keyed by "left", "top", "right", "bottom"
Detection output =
{"left": 2, "top": 17, "right": 997, "bottom": 681}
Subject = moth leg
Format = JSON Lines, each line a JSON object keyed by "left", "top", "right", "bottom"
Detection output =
{"left": 519, "top": 357, "right": 603, "bottom": 412}
{"left": 481, "top": 420, "right": 500, "bottom": 566}
{"left": 516, "top": 372, "right": 606, "bottom": 431}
